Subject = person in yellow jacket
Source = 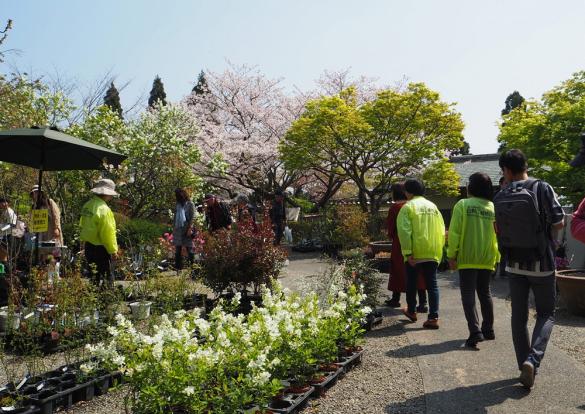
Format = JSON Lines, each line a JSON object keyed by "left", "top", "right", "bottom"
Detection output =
{"left": 397, "top": 178, "right": 445, "bottom": 329}
{"left": 447, "top": 172, "right": 499, "bottom": 348}
{"left": 79, "top": 179, "right": 119, "bottom": 287}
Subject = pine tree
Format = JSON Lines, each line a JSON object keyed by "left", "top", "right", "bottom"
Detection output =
{"left": 501, "top": 91, "right": 525, "bottom": 116}
{"left": 192, "top": 71, "right": 209, "bottom": 95}
{"left": 148, "top": 75, "right": 167, "bottom": 108}
{"left": 452, "top": 139, "right": 471, "bottom": 156}
{"left": 103, "top": 82, "right": 123, "bottom": 119}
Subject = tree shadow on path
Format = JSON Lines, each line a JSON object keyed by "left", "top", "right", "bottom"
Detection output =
{"left": 385, "top": 378, "right": 529, "bottom": 414}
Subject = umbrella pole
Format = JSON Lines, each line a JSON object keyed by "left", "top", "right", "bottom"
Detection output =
{"left": 34, "top": 168, "right": 43, "bottom": 266}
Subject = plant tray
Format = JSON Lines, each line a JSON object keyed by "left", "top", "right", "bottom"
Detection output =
{"left": 310, "top": 367, "right": 343, "bottom": 397}
{"left": 267, "top": 386, "right": 314, "bottom": 414}
{"left": 335, "top": 349, "right": 364, "bottom": 373}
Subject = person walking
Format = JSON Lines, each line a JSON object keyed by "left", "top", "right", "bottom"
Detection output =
{"left": 173, "top": 188, "right": 195, "bottom": 270}
{"left": 270, "top": 190, "right": 287, "bottom": 245}
{"left": 385, "top": 183, "right": 428, "bottom": 311}
{"left": 397, "top": 178, "right": 445, "bottom": 329}
{"left": 494, "top": 149, "right": 564, "bottom": 389}
{"left": 447, "top": 173, "right": 499, "bottom": 348}
{"left": 79, "top": 179, "right": 119, "bottom": 287}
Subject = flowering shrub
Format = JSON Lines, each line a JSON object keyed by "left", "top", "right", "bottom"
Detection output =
{"left": 87, "top": 281, "right": 370, "bottom": 413}
{"left": 198, "top": 218, "right": 287, "bottom": 295}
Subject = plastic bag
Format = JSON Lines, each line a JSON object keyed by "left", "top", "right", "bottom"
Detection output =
{"left": 284, "top": 226, "right": 293, "bottom": 243}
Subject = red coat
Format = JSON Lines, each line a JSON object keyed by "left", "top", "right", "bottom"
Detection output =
{"left": 387, "top": 201, "right": 426, "bottom": 292}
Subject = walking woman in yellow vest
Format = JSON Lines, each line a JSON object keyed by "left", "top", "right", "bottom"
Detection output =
{"left": 447, "top": 172, "right": 499, "bottom": 348}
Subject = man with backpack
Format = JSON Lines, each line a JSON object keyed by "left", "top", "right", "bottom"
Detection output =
{"left": 494, "top": 150, "right": 565, "bottom": 390}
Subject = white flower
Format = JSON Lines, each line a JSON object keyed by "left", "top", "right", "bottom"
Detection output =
{"left": 183, "top": 386, "right": 195, "bottom": 396}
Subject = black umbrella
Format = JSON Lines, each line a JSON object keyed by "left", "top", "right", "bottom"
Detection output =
{"left": 0, "top": 126, "right": 127, "bottom": 264}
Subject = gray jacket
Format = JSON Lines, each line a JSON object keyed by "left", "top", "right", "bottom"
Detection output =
{"left": 173, "top": 201, "right": 195, "bottom": 247}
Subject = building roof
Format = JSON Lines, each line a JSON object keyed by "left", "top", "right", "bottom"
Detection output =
{"left": 450, "top": 153, "right": 500, "bottom": 187}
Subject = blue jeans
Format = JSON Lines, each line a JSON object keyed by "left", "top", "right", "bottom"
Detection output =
{"left": 406, "top": 261, "right": 440, "bottom": 319}
{"left": 508, "top": 272, "right": 555, "bottom": 370}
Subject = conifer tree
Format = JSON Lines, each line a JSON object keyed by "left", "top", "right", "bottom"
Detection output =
{"left": 103, "top": 82, "right": 123, "bottom": 118}
{"left": 148, "top": 75, "right": 167, "bottom": 108}
{"left": 192, "top": 71, "right": 209, "bottom": 95}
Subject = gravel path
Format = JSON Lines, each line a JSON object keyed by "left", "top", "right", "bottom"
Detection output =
{"left": 546, "top": 305, "right": 585, "bottom": 368}
{"left": 304, "top": 313, "right": 425, "bottom": 414}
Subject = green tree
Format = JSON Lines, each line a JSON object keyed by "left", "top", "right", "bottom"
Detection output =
{"left": 192, "top": 71, "right": 208, "bottom": 95}
{"left": 501, "top": 91, "right": 525, "bottom": 116}
{"left": 116, "top": 103, "right": 202, "bottom": 218}
{"left": 280, "top": 84, "right": 464, "bottom": 214}
{"left": 452, "top": 139, "right": 471, "bottom": 155}
{"left": 103, "top": 82, "right": 123, "bottom": 119}
{"left": 148, "top": 75, "right": 167, "bottom": 108}
{"left": 498, "top": 71, "right": 585, "bottom": 205}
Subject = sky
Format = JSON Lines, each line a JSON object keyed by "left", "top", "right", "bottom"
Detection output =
{"left": 3, "top": 0, "right": 585, "bottom": 154}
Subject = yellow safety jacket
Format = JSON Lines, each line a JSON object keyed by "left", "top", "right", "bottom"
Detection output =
{"left": 397, "top": 196, "right": 445, "bottom": 263}
{"left": 79, "top": 196, "right": 118, "bottom": 254}
{"left": 447, "top": 197, "right": 499, "bottom": 270}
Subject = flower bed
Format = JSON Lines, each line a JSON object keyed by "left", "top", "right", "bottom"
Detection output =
{"left": 84, "top": 282, "right": 370, "bottom": 413}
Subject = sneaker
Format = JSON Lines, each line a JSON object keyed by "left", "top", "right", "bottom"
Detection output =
{"left": 401, "top": 308, "right": 417, "bottom": 322}
{"left": 519, "top": 360, "right": 535, "bottom": 390}
{"left": 482, "top": 330, "right": 496, "bottom": 340}
{"left": 423, "top": 318, "right": 439, "bottom": 329}
{"left": 465, "top": 332, "right": 484, "bottom": 348}
{"left": 416, "top": 305, "right": 429, "bottom": 313}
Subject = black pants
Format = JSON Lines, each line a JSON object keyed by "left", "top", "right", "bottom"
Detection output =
{"left": 85, "top": 243, "right": 113, "bottom": 287}
{"left": 459, "top": 269, "right": 494, "bottom": 336}
{"left": 273, "top": 221, "right": 284, "bottom": 245}
{"left": 406, "top": 261, "right": 440, "bottom": 319}
{"left": 391, "top": 290, "right": 427, "bottom": 305}
{"left": 509, "top": 272, "right": 555, "bottom": 370}
{"left": 175, "top": 246, "right": 194, "bottom": 270}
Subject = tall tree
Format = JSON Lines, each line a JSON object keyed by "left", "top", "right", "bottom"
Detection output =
{"left": 501, "top": 91, "right": 525, "bottom": 116}
{"left": 192, "top": 71, "right": 209, "bottom": 95}
{"left": 498, "top": 71, "right": 585, "bottom": 206}
{"left": 0, "top": 19, "right": 13, "bottom": 63}
{"left": 185, "top": 63, "right": 303, "bottom": 197}
{"left": 148, "top": 75, "right": 167, "bottom": 108}
{"left": 280, "top": 84, "right": 464, "bottom": 215}
{"left": 103, "top": 82, "right": 123, "bottom": 119}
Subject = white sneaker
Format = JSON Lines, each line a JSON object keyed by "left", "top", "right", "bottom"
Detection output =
{"left": 519, "top": 360, "right": 535, "bottom": 389}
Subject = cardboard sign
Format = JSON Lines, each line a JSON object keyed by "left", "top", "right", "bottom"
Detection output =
{"left": 30, "top": 209, "right": 49, "bottom": 233}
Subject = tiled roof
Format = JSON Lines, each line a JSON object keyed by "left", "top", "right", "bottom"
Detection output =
{"left": 450, "top": 153, "right": 500, "bottom": 187}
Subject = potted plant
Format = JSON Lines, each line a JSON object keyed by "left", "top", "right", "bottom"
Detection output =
{"left": 556, "top": 269, "right": 585, "bottom": 316}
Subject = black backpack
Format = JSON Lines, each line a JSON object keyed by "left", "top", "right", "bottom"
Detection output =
{"left": 493, "top": 179, "right": 548, "bottom": 262}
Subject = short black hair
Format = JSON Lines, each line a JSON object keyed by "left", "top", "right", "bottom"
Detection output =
{"left": 467, "top": 172, "right": 493, "bottom": 200}
{"left": 0, "top": 197, "right": 8, "bottom": 203}
{"left": 499, "top": 149, "right": 527, "bottom": 174}
{"left": 391, "top": 182, "right": 407, "bottom": 201}
{"left": 404, "top": 178, "right": 425, "bottom": 196}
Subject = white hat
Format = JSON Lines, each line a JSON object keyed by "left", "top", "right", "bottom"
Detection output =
{"left": 91, "top": 179, "right": 118, "bottom": 196}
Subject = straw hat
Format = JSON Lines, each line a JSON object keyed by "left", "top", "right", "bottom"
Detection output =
{"left": 90, "top": 179, "right": 118, "bottom": 196}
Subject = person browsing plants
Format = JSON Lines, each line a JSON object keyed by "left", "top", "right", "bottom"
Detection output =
{"left": 447, "top": 172, "right": 499, "bottom": 348}
{"left": 397, "top": 178, "right": 445, "bottom": 329}
{"left": 79, "top": 179, "right": 119, "bottom": 288}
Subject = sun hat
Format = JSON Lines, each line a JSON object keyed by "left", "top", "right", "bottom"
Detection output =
{"left": 204, "top": 193, "right": 215, "bottom": 201}
{"left": 30, "top": 185, "right": 40, "bottom": 193}
{"left": 90, "top": 179, "right": 119, "bottom": 196}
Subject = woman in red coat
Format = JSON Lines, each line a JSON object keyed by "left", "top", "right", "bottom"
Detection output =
{"left": 385, "top": 183, "right": 428, "bottom": 311}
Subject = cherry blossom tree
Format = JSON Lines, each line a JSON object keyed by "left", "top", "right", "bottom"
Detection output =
{"left": 184, "top": 63, "right": 304, "bottom": 198}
